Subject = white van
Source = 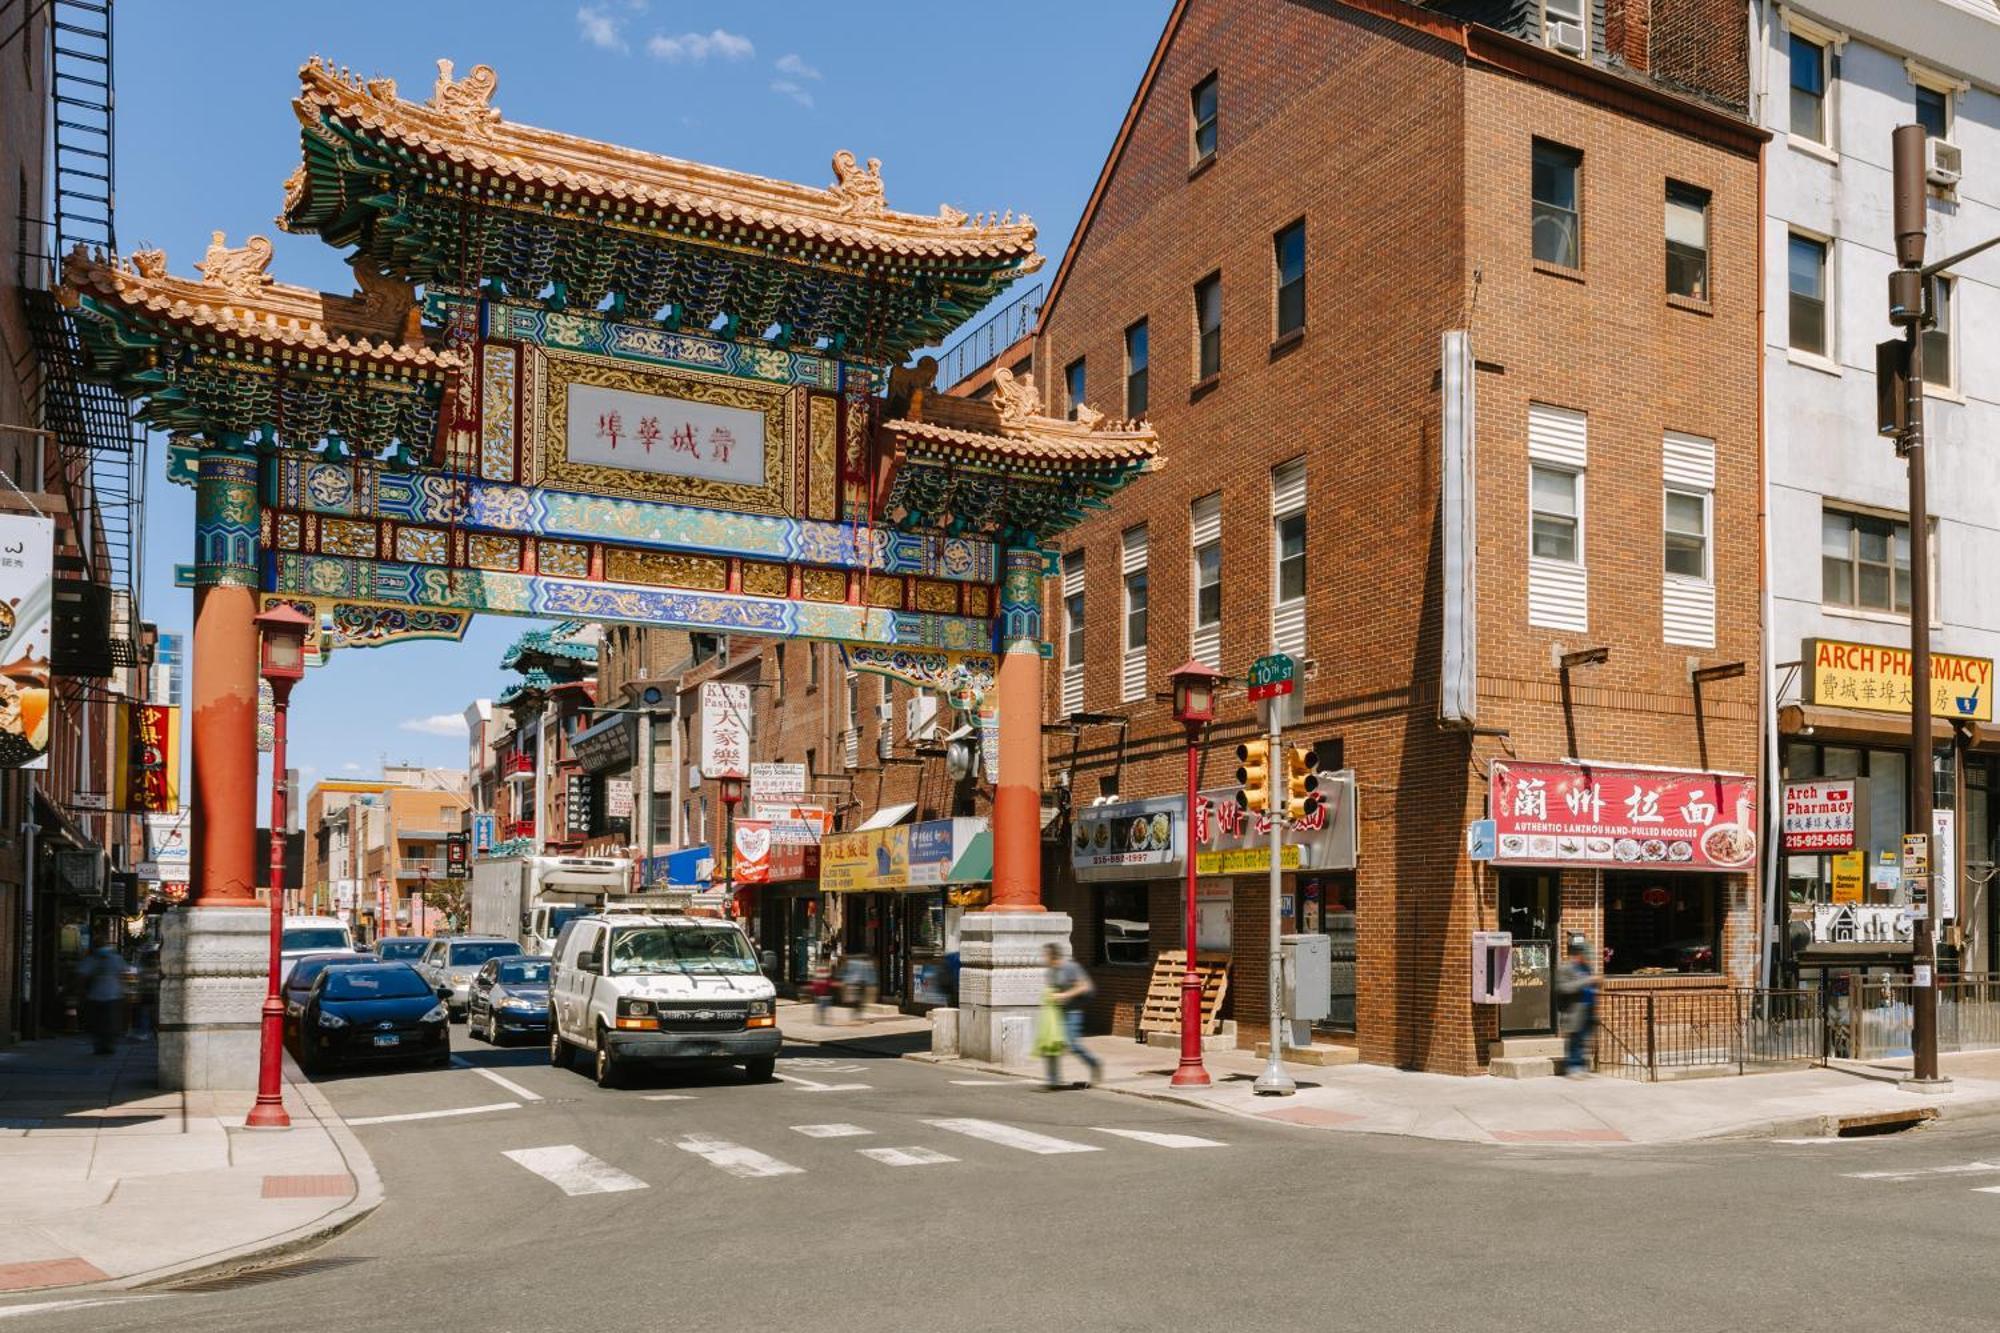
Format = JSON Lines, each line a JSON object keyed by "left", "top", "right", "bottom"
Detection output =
{"left": 279, "top": 915, "right": 355, "bottom": 977}
{"left": 548, "top": 912, "right": 780, "bottom": 1088}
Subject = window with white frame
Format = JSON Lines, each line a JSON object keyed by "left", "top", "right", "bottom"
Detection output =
{"left": 1542, "top": 0, "right": 1585, "bottom": 51}
{"left": 1923, "top": 275, "right": 1953, "bottom": 390}
{"left": 1665, "top": 181, "right": 1709, "bottom": 302}
{"left": 1527, "top": 403, "right": 1588, "bottom": 632}
{"left": 1789, "top": 29, "right": 1830, "bottom": 144}
{"left": 1190, "top": 492, "right": 1222, "bottom": 669}
{"left": 1662, "top": 432, "right": 1716, "bottom": 648}
{"left": 1121, "top": 526, "right": 1148, "bottom": 703}
{"left": 1271, "top": 458, "right": 1307, "bottom": 720}
{"left": 1061, "top": 551, "right": 1086, "bottom": 716}
{"left": 844, "top": 671, "right": 860, "bottom": 768}
{"left": 1787, "top": 232, "right": 1829, "bottom": 358}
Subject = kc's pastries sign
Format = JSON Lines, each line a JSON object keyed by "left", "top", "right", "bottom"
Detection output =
{"left": 1489, "top": 761, "right": 1758, "bottom": 871}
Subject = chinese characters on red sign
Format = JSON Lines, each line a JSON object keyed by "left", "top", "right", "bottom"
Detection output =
{"left": 1489, "top": 761, "right": 1757, "bottom": 871}
{"left": 124, "top": 704, "right": 179, "bottom": 814}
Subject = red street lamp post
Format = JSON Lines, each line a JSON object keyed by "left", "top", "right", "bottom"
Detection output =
{"left": 246, "top": 605, "right": 311, "bottom": 1130}
{"left": 1168, "top": 660, "right": 1224, "bottom": 1089}
{"left": 717, "top": 775, "right": 745, "bottom": 905}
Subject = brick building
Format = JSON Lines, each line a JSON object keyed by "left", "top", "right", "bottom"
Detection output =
{"left": 307, "top": 768, "right": 468, "bottom": 941}
{"left": 1035, "top": 0, "right": 1766, "bottom": 1074}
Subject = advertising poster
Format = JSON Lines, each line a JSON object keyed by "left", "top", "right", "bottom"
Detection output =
{"left": 121, "top": 704, "right": 180, "bottom": 813}
{"left": 0, "top": 514, "right": 54, "bottom": 768}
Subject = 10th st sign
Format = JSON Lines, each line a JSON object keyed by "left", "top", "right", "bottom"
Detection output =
{"left": 1247, "top": 652, "right": 1295, "bottom": 702}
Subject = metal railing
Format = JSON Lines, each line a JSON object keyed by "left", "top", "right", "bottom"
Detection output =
{"left": 396, "top": 857, "right": 447, "bottom": 877}
{"left": 1835, "top": 976, "right": 2000, "bottom": 1063}
{"left": 1593, "top": 988, "right": 1824, "bottom": 1081}
{"left": 932, "top": 283, "right": 1041, "bottom": 391}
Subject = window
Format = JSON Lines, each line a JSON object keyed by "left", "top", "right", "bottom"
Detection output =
{"left": 1275, "top": 513, "right": 1305, "bottom": 602}
{"left": 1190, "top": 492, "right": 1222, "bottom": 668}
{"left": 1065, "top": 357, "right": 1086, "bottom": 421}
{"left": 1530, "top": 465, "right": 1580, "bottom": 563}
{"left": 1273, "top": 220, "right": 1306, "bottom": 339}
{"left": 1787, "top": 233, "right": 1828, "bottom": 357}
{"left": 1061, "top": 551, "right": 1085, "bottom": 716}
{"left": 1531, "top": 139, "right": 1581, "bottom": 268}
{"left": 808, "top": 643, "right": 821, "bottom": 688}
{"left": 1916, "top": 83, "right": 1950, "bottom": 140}
{"left": 1790, "top": 33, "right": 1828, "bottom": 143}
{"left": 1603, "top": 873, "right": 1721, "bottom": 976}
{"left": 1822, "top": 508, "right": 1910, "bottom": 614}
{"left": 1098, "top": 883, "right": 1151, "bottom": 966}
{"left": 1665, "top": 182, "right": 1709, "bottom": 301}
{"left": 1270, "top": 458, "right": 1307, "bottom": 719}
{"left": 1923, "top": 276, "right": 1952, "bottom": 389}
{"left": 775, "top": 643, "right": 786, "bottom": 698}
{"left": 1664, "top": 489, "right": 1709, "bottom": 580}
{"left": 1194, "top": 273, "right": 1222, "bottom": 381}
{"left": 1190, "top": 73, "right": 1217, "bottom": 165}
{"left": 1121, "top": 527, "right": 1148, "bottom": 703}
{"left": 1124, "top": 320, "right": 1149, "bottom": 417}
{"left": 1542, "top": 0, "right": 1585, "bottom": 45}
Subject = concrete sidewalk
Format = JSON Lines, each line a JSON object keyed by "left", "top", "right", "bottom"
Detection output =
{"left": 775, "top": 1001, "right": 2000, "bottom": 1146}
{"left": 0, "top": 1036, "right": 380, "bottom": 1296}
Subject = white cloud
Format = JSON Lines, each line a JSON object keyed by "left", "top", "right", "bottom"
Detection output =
{"left": 576, "top": 5, "right": 628, "bottom": 53}
{"left": 341, "top": 762, "right": 363, "bottom": 773}
{"left": 771, "top": 79, "right": 814, "bottom": 108}
{"left": 775, "top": 52, "right": 821, "bottom": 80}
{"left": 399, "top": 713, "right": 465, "bottom": 737}
{"left": 647, "top": 29, "right": 754, "bottom": 62}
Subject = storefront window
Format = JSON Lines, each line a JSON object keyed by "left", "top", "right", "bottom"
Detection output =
{"left": 1603, "top": 872, "right": 1721, "bottom": 975}
{"left": 1097, "top": 885, "right": 1150, "bottom": 966}
{"left": 1782, "top": 741, "right": 1952, "bottom": 906}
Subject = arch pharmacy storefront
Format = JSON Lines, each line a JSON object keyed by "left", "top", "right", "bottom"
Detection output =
{"left": 1486, "top": 761, "right": 1760, "bottom": 1036}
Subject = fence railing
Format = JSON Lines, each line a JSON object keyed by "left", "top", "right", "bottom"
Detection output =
{"left": 932, "top": 283, "right": 1042, "bottom": 391}
{"left": 1593, "top": 988, "right": 1823, "bottom": 1081}
{"left": 1834, "top": 977, "right": 2000, "bottom": 1063}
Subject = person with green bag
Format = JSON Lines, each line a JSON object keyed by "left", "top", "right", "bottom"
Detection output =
{"left": 1038, "top": 942, "right": 1102, "bottom": 1089}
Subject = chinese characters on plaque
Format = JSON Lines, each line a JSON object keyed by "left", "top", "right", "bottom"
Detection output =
{"left": 566, "top": 383, "right": 765, "bottom": 487}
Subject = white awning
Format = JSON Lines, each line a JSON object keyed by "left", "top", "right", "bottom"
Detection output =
{"left": 853, "top": 802, "right": 917, "bottom": 832}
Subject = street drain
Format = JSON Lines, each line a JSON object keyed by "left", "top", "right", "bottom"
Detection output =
{"left": 170, "top": 1256, "right": 368, "bottom": 1292}
{"left": 1834, "top": 1108, "right": 1938, "bottom": 1137}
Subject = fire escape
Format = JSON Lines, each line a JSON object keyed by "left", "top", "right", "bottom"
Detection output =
{"left": 19, "top": 0, "right": 145, "bottom": 676}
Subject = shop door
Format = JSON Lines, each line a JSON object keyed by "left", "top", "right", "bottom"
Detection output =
{"left": 1498, "top": 871, "right": 1558, "bottom": 1035}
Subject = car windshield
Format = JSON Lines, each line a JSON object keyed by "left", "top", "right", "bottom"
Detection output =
{"left": 496, "top": 960, "right": 550, "bottom": 986}
{"left": 323, "top": 965, "right": 431, "bottom": 1001}
{"left": 608, "top": 926, "right": 757, "bottom": 975}
{"left": 376, "top": 939, "right": 428, "bottom": 960}
{"left": 282, "top": 928, "right": 349, "bottom": 952}
{"left": 285, "top": 955, "right": 356, "bottom": 989}
{"left": 449, "top": 941, "right": 519, "bottom": 967}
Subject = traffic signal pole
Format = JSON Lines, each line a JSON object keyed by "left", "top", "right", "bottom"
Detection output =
{"left": 1252, "top": 697, "right": 1295, "bottom": 1096}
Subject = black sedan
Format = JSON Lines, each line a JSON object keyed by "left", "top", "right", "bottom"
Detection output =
{"left": 469, "top": 956, "right": 551, "bottom": 1045}
{"left": 281, "top": 952, "right": 375, "bottom": 1055}
{"left": 296, "top": 962, "right": 451, "bottom": 1074}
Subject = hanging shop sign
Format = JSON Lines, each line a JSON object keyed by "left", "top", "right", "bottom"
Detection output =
{"left": 699, "top": 681, "right": 750, "bottom": 779}
{"left": 471, "top": 813, "right": 497, "bottom": 854}
{"left": 605, "top": 778, "right": 634, "bottom": 819}
{"left": 1802, "top": 638, "right": 1993, "bottom": 723}
{"left": 821, "top": 818, "right": 989, "bottom": 892}
{"left": 0, "top": 513, "right": 53, "bottom": 770}
{"left": 1071, "top": 795, "right": 1184, "bottom": 881}
{"left": 144, "top": 810, "right": 191, "bottom": 879}
{"left": 119, "top": 704, "right": 181, "bottom": 814}
{"left": 1781, "top": 779, "right": 1864, "bottom": 853}
{"left": 750, "top": 763, "right": 808, "bottom": 802}
{"left": 571, "top": 712, "right": 636, "bottom": 774}
{"left": 729, "top": 820, "right": 815, "bottom": 886}
{"left": 444, "top": 833, "right": 469, "bottom": 880}
{"left": 1810, "top": 903, "right": 1913, "bottom": 946}
{"left": 565, "top": 773, "right": 593, "bottom": 839}
{"left": 1192, "top": 773, "right": 1358, "bottom": 876}
{"left": 1489, "top": 761, "right": 1758, "bottom": 871}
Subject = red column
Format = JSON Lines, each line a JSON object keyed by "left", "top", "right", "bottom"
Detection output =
{"left": 188, "top": 580, "right": 260, "bottom": 907}
{"left": 989, "top": 549, "right": 1046, "bottom": 912}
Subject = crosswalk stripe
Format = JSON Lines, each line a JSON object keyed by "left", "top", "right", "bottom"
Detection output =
{"left": 1970, "top": 1186, "right": 2000, "bottom": 1195}
{"left": 502, "top": 1145, "right": 648, "bottom": 1196}
{"left": 347, "top": 1101, "right": 519, "bottom": 1126}
{"left": 1844, "top": 1162, "right": 2000, "bottom": 1182}
{"left": 791, "top": 1123, "right": 871, "bottom": 1138}
{"left": 641, "top": 1094, "right": 695, "bottom": 1102}
{"left": 672, "top": 1134, "right": 806, "bottom": 1178}
{"left": 464, "top": 1064, "right": 544, "bottom": 1102}
{"left": 860, "top": 1146, "right": 957, "bottom": 1167}
{"left": 1091, "top": 1127, "right": 1226, "bottom": 1149}
{"left": 924, "top": 1118, "right": 1101, "bottom": 1155}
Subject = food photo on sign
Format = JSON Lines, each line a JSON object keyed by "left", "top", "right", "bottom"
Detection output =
{"left": 0, "top": 514, "right": 53, "bottom": 768}
{"left": 1488, "top": 760, "right": 1757, "bottom": 871}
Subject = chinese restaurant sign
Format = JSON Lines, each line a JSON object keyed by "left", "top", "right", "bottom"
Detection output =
{"left": 1190, "top": 774, "right": 1358, "bottom": 877}
{"left": 1804, "top": 637, "right": 1993, "bottom": 723}
{"left": 120, "top": 704, "right": 180, "bottom": 813}
{"left": 1781, "top": 778, "right": 1863, "bottom": 853}
{"left": 0, "top": 514, "right": 52, "bottom": 769}
{"left": 1071, "top": 795, "right": 1183, "bottom": 881}
{"left": 1489, "top": 761, "right": 1758, "bottom": 871}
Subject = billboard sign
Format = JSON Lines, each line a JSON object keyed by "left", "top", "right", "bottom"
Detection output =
{"left": 1490, "top": 761, "right": 1758, "bottom": 872}
{"left": 0, "top": 514, "right": 53, "bottom": 768}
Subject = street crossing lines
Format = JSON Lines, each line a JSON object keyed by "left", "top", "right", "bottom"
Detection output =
{"left": 791, "top": 1123, "right": 872, "bottom": 1138}
{"left": 347, "top": 1101, "right": 520, "bottom": 1127}
{"left": 671, "top": 1134, "right": 806, "bottom": 1178}
{"left": 1843, "top": 1161, "right": 2000, "bottom": 1182}
{"left": 502, "top": 1145, "right": 648, "bottom": 1196}
{"left": 924, "top": 1118, "right": 1101, "bottom": 1155}
{"left": 859, "top": 1146, "right": 957, "bottom": 1167}
{"left": 641, "top": 1093, "right": 696, "bottom": 1101}
{"left": 458, "top": 1063, "right": 545, "bottom": 1102}
{"left": 1091, "top": 1127, "right": 1227, "bottom": 1149}
{"left": 773, "top": 1072, "right": 871, "bottom": 1092}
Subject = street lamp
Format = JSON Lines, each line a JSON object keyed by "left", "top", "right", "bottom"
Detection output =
{"left": 1168, "top": 660, "right": 1224, "bottom": 1088}
{"left": 246, "top": 604, "right": 310, "bottom": 1131}
{"left": 717, "top": 774, "right": 745, "bottom": 907}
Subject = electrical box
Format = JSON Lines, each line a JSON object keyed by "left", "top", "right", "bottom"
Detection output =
{"left": 1281, "top": 932, "right": 1331, "bottom": 1023}
{"left": 1472, "top": 930, "right": 1513, "bottom": 1004}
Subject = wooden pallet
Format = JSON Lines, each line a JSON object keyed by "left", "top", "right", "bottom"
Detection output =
{"left": 1139, "top": 950, "right": 1230, "bottom": 1036}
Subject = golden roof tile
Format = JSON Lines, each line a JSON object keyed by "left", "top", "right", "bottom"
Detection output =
{"left": 60, "top": 237, "right": 461, "bottom": 372}
{"left": 883, "top": 364, "right": 1159, "bottom": 471}
{"left": 290, "top": 57, "right": 1043, "bottom": 267}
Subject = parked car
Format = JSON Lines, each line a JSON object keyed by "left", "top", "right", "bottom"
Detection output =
{"left": 373, "top": 937, "right": 432, "bottom": 963}
{"left": 279, "top": 915, "right": 355, "bottom": 975}
{"left": 469, "top": 955, "right": 552, "bottom": 1045}
{"left": 419, "top": 936, "right": 524, "bottom": 1019}
{"left": 280, "top": 951, "right": 375, "bottom": 1053}
{"left": 296, "top": 962, "right": 450, "bottom": 1074}
{"left": 548, "top": 912, "right": 779, "bottom": 1088}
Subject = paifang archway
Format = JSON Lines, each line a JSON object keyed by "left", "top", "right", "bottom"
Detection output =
{"left": 63, "top": 59, "right": 1156, "bottom": 1080}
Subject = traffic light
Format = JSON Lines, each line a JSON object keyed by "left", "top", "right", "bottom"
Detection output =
{"left": 1283, "top": 744, "right": 1321, "bottom": 822}
{"left": 1236, "top": 739, "right": 1271, "bottom": 813}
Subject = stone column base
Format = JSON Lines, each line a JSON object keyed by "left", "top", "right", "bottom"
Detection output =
{"left": 957, "top": 911, "right": 1072, "bottom": 1066}
{"left": 158, "top": 906, "right": 270, "bottom": 1091}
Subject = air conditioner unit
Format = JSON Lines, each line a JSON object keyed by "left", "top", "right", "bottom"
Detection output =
{"left": 876, "top": 729, "right": 893, "bottom": 761}
{"left": 1545, "top": 19, "right": 1585, "bottom": 55}
{"left": 1927, "top": 137, "right": 1963, "bottom": 188}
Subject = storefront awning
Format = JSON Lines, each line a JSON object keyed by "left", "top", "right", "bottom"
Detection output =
{"left": 1779, "top": 702, "right": 1996, "bottom": 748}
{"left": 822, "top": 817, "right": 989, "bottom": 892}
{"left": 853, "top": 802, "right": 917, "bottom": 832}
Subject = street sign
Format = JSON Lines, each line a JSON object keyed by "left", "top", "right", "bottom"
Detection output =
{"left": 444, "top": 833, "right": 469, "bottom": 880}
{"left": 1902, "top": 833, "right": 1929, "bottom": 877}
{"left": 1466, "top": 819, "right": 1496, "bottom": 862}
{"left": 71, "top": 793, "right": 110, "bottom": 811}
{"left": 1246, "top": 653, "right": 1296, "bottom": 702}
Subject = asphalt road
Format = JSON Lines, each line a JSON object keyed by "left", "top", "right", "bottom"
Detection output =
{"left": 10, "top": 1031, "right": 2000, "bottom": 1332}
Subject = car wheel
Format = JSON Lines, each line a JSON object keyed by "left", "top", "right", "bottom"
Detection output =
{"left": 550, "top": 1023, "right": 571, "bottom": 1069}
{"left": 593, "top": 1025, "right": 620, "bottom": 1089}
{"left": 743, "top": 1057, "right": 776, "bottom": 1083}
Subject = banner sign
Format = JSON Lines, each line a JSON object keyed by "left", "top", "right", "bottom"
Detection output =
{"left": 822, "top": 818, "right": 988, "bottom": 892}
{"left": 1781, "top": 779, "right": 1863, "bottom": 853}
{"left": 1072, "top": 795, "right": 1183, "bottom": 881}
{"left": 1803, "top": 637, "right": 1993, "bottom": 722}
{"left": 750, "top": 762, "right": 807, "bottom": 801}
{"left": 567, "top": 383, "right": 766, "bottom": 487}
{"left": 565, "top": 773, "right": 593, "bottom": 839}
{"left": 699, "top": 681, "right": 750, "bottom": 779}
{"left": 121, "top": 704, "right": 180, "bottom": 813}
{"left": 1191, "top": 773, "right": 1358, "bottom": 877}
{"left": 606, "top": 777, "right": 634, "bottom": 819}
{"left": 0, "top": 514, "right": 53, "bottom": 768}
{"left": 444, "top": 833, "right": 469, "bottom": 880}
{"left": 144, "top": 810, "right": 191, "bottom": 876}
{"left": 1490, "top": 761, "right": 1758, "bottom": 871}
{"left": 471, "top": 813, "right": 497, "bottom": 853}
{"left": 729, "top": 820, "right": 813, "bottom": 886}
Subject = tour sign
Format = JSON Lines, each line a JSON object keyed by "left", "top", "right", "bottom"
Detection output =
{"left": 1247, "top": 653, "right": 1296, "bottom": 702}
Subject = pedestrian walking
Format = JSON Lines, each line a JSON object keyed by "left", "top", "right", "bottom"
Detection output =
{"left": 130, "top": 942, "right": 161, "bottom": 1041}
{"left": 1039, "top": 943, "right": 1102, "bottom": 1089}
{"left": 1555, "top": 935, "right": 1598, "bottom": 1076}
{"left": 809, "top": 958, "right": 835, "bottom": 1025}
{"left": 74, "top": 941, "right": 129, "bottom": 1055}
{"left": 840, "top": 951, "right": 878, "bottom": 1019}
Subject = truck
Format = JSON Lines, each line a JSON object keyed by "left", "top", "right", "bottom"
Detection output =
{"left": 469, "top": 853, "right": 633, "bottom": 956}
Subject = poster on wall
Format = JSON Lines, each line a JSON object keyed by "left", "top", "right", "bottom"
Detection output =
{"left": 0, "top": 514, "right": 54, "bottom": 768}
{"left": 1781, "top": 779, "right": 1863, "bottom": 853}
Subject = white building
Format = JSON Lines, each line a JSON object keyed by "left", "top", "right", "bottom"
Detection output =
{"left": 1757, "top": 1, "right": 2000, "bottom": 969}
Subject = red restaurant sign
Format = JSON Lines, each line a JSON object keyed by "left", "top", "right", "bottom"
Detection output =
{"left": 1780, "top": 778, "right": 1862, "bottom": 853}
{"left": 1489, "top": 761, "right": 1758, "bottom": 871}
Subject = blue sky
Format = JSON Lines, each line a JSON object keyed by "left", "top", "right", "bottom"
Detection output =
{"left": 118, "top": 1, "right": 1170, "bottom": 792}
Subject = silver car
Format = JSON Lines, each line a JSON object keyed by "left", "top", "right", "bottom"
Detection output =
{"left": 418, "top": 936, "right": 523, "bottom": 1020}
